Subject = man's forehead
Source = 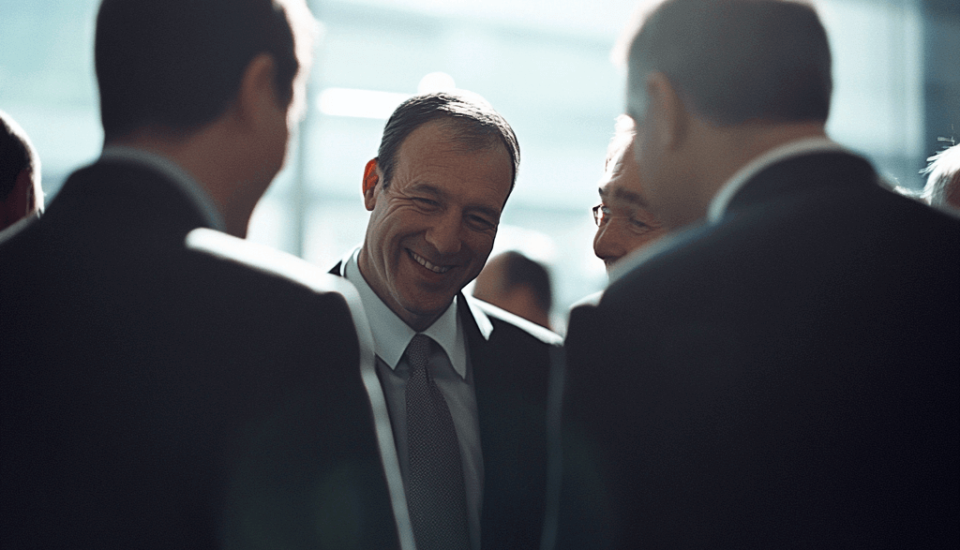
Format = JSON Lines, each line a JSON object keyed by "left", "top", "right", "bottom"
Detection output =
{"left": 599, "top": 183, "right": 648, "bottom": 209}
{"left": 392, "top": 138, "right": 512, "bottom": 211}
{"left": 606, "top": 146, "right": 632, "bottom": 174}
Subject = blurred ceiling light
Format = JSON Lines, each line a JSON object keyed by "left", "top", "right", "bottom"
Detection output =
{"left": 418, "top": 72, "right": 457, "bottom": 93}
{"left": 317, "top": 88, "right": 411, "bottom": 119}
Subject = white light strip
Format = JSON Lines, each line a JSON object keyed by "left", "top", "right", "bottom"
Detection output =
{"left": 317, "top": 88, "right": 411, "bottom": 119}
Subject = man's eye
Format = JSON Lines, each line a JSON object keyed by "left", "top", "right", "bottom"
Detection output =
{"left": 467, "top": 215, "right": 495, "bottom": 230}
{"left": 627, "top": 216, "right": 653, "bottom": 234}
{"left": 412, "top": 197, "right": 440, "bottom": 209}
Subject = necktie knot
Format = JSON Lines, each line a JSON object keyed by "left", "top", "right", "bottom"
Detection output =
{"left": 406, "top": 334, "right": 432, "bottom": 373}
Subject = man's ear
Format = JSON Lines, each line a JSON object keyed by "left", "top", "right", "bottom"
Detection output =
{"left": 362, "top": 158, "right": 380, "bottom": 211}
{"left": 234, "top": 53, "right": 282, "bottom": 131}
{"left": 645, "top": 72, "right": 689, "bottom": 151}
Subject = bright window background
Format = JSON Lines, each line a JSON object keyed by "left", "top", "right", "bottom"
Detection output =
{"left": 2, "top": 0, "right": 957, "bottom": 327}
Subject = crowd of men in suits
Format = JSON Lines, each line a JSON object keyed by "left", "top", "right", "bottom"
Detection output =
{"left": 1, "top": 0, "right": 957, "bottom": 548}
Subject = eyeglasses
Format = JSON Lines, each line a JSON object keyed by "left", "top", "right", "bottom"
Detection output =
{"left": 592, "top": 203, "right": 610, "bottom": 226}
{"left": 592, "top": 203, "right": 660, "bottom": 235}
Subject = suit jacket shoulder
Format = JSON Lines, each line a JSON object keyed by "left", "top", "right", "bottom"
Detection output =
{"left": 1, "top": 165, "right": 402, "bottom": 550}
{"left": 187, "top": 227, "right": 355, "bottom": 298}
{"left": 463, "top": 293, "right": 563, "bottom": 347}
{"left": 559, "top": 150, "right": 960, "bottom": 548}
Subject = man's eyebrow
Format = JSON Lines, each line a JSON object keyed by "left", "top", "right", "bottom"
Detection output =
{"left": 610, "top": 186, "right": 650, "bottom": 208}
{"left": 408, "top": 182, "right": 444, "bottom": 198}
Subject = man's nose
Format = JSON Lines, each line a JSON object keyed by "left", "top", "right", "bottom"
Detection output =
{"left": 425, "top": 211, "right": 463, "bottom": 256}
{"left": 593, "top": 221, "right": 623, "bottom": 262}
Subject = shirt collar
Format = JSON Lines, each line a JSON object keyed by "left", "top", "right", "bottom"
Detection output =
{"left": 707, "top": 137, "right": 846, "bottom": 223}
{"left": 343, "top": 247, "right": 468, "bottom": 379}
{"left": 100, "top": 145, "right": 225, "bottom": 231}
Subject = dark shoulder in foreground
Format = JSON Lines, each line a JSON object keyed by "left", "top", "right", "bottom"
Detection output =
{"left": 185, "top": 227, "right": 357, "bottom": 300}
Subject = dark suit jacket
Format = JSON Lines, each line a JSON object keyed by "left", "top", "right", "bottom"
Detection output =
{"left": 557, "top": 151, "right": 960, "bottom": 548}
{"left": 0, "top": 160, "right": 399, "bottom": 549}
{"left": 330, "top": 260, "right": 563, "bottom": 549}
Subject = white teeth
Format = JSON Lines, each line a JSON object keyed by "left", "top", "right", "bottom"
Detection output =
{"left": 410, "top": 251, "right": 451, "bottom": 273}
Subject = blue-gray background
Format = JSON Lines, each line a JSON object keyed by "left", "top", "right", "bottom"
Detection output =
{"left": 2, "top": 0, "right": 957, "bottom": 328}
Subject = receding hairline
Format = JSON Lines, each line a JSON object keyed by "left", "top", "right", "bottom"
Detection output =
{"left": 605, "top": 115, "right": 637, "bottom": 171}
{"left": 383, "top": 115, "right": 516, "bottom": 187}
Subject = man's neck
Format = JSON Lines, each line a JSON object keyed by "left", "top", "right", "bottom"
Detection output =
{"left": 106, "top": 128, "right": 253, "bottom": 237}
{"left": 701, "top": 120, "right": 827, "bottom": 193}
{"left": 673, "top": 120, "right": 828, "bottom": 228}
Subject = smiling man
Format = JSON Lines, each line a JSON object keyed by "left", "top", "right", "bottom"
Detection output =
{"left": 592, "top": 115, "right": 666, "bottom": 271}
{"left": 331, "top": 91, "right": 562, "bottom": 550}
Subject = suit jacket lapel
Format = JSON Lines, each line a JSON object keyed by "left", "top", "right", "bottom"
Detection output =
{"left": 457, "top": 293, "right": 494, "bottom": 384}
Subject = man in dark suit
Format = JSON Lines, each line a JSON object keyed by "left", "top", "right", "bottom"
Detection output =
{"left": 330, "top": 91, "right": 562, "bottom": 550}
{"left": 0, "top": 1, "right": 405, "bottom": 548}
{"left": 556, "top": 0, "right": 960, "bottom": 548}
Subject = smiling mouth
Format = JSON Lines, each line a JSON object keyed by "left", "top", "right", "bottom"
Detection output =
{"left": 409, "top": 250, "right": 452, "bottom": 274}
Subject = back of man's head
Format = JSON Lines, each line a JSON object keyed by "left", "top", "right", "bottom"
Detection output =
{"left": 0, "top": 111, "right": 38, "bottom": 202}
{"left": 922, "top": 143, "right": 960, "bottom": 212}
{"left": 1, "top": 110, "right": 42, "bottom": 230}
{"left": 500, "top": 251, "right": 553, "bottom": 316}
{"left": 627, "top": 0, "right": 832, "bottom": 126}
{"left": 474, "top": 251, "right": 553, "bottom": 328}
{"left": 96, "top": 0, "right": 311, "bottom": 141}
{"left": 376, "top": 91, "right": 521, "bottom": 193}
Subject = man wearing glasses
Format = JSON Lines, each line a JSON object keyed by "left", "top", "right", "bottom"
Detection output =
{"left": 591, "top": 115, "right": 666, "bottom": 272}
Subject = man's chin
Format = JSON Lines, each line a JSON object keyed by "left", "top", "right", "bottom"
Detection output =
{"left": 401, "top": 296, "right": 454, "bottom": 321}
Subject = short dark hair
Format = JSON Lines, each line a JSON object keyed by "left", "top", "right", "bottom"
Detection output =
{"left": 376, "top": 91, "right": 521, "bottom": 193}
{"left": 626, "top": 0, "right": 832, "bottom": 126}
{"left": 95, "top": 0, "right": 312, "bottom": 140}
{"left": 499, "top": 251, "right": 553, "bottom": 316}
{"left": 0, "top": 110, "right": 38, "bottom": 201}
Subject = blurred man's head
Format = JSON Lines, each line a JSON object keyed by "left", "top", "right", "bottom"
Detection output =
{"left": 359, "top": 91, "right": 519, "bottom": 331}
{"left": 593, "top": 115, "right": 666, "bottom": 271}
{"left": 94, "top": 0, "right": 316, "bottom": 236}
{"left": 96, "top": 0, "right": 312, "bottom": 140}
{"left": 622, "top": 0, "right": 832, "bottom": 228}
{"left": 0, "top": 110, "right": 42, "bottom": 231}
{"left": 473, "top": 251, "right": 553, "bottom": 329}
{"left": 922, "top": 143, "right": 960, "bottom": 212}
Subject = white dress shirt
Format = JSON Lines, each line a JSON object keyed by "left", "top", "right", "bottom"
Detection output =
{"left": 343, "top": 247, "right": 483, "bottom": 550}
